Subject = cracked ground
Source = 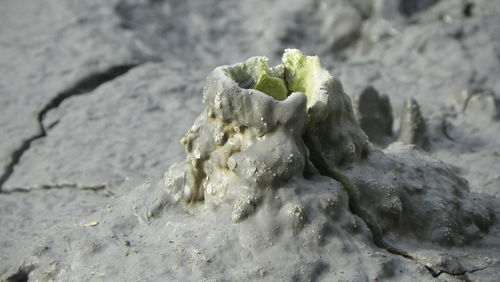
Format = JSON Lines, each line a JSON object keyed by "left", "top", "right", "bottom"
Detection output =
{"left": 1, "top": 0, "right": 500, "bottom": 281}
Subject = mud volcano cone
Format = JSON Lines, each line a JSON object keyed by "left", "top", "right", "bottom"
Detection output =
{"left": 162, "top": 50, "right": 497, "bottom": 278}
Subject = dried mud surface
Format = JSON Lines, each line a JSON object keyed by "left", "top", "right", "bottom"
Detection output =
{"left": 1, "top": 0, "right": 500, "bottom": 281}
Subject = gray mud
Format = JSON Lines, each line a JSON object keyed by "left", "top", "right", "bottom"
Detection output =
{"left": 1, "top": 0, "right": 500, "bottom": 281}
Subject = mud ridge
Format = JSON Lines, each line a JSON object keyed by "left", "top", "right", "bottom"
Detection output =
{"left": 304, "top": 131, "right": 481, "bottom": 278}
{"left": 316, "top": 158, "right": 488, "bottom": 278}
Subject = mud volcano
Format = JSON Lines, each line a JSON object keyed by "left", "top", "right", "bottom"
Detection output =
{"left": 161, "top": 49, "right": 499, "bottom": 280}
{"left": 6, "top": 50, "right": 500, "bottom": 282}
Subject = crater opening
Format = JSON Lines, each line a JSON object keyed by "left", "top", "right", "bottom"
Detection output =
{"left": 223, "top": 49, "right": 327, "bottom": 105}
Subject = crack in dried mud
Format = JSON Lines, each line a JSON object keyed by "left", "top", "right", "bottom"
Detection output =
{"left": 425, "top": 264, "right": 491, "bottom": 278}
{"left": 1, "top": 184, "right": 112, "bottom": 197}
{"left": 0, "top": 64, "right": 138, "bottom": 192}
